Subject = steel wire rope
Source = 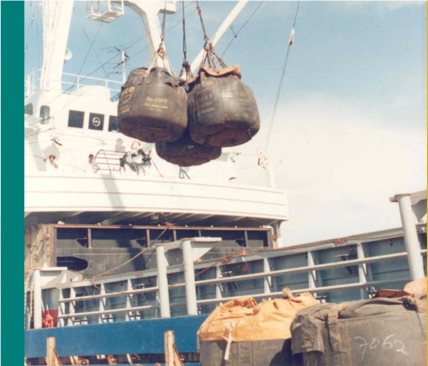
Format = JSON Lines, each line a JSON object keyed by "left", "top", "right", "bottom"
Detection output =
{"left": 263, "top": 1, "right": 300, "bottom": 155}
{"left": 120, "top": 0, "right": 196, "bottom": 51}
{"left": 73, "top": 7, "right": 109, "bottom": 78}
{"left": 89, "top": 224, "right": 175, "bottom": 293}
{"left": 25, "top": 152, "right": 86, "bottom": 172}
{"left": 220, "top": 1, "right": 264, "bottom": 57}
{"left": 128, "top": 1, "right": 208, "bottom": 61}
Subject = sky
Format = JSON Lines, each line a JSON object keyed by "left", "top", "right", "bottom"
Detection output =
{"left": 24, "top": 1, "right": 427, "bottom": 246}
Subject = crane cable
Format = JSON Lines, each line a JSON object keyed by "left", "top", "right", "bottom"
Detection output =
{"left": 221, "top": 1, "right": 264, "bottom": 58}
{"left": 179, "top": 0, "right": 193, "bottom": 80}
{"left": 263, "top": 1, "right": 300, "bottom": 155}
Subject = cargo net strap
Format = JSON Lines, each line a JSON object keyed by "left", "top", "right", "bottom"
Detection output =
{"left": 143, "top": 47, "right": 177, "bottom": 77}
{"left": 196, "top": 1, "right": 228, "bottom": 71}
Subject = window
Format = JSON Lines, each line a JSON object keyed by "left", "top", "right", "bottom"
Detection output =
{"left": 40, "top": 105, "right": 50, "bottom": 124}
{"left": 25, "top": 103, "right": 33, "bottom": 115}
{"left": 89, "top": 113, "right": 104, "bottom": 131}
{"left": 68, "top": 110, "right": 84, "bottom": 128}
{"left": 108, "top": 116, "right": 118, "bottom": 132}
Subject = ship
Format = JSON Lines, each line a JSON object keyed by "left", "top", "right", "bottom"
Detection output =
{"left": 24, "top": 1, "right": 427, "bottom": 365}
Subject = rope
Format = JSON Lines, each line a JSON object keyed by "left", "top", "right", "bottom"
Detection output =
{"left": 195, "top": 1, "right": 227, "bottom": 70}
{"left": 179, "top": 0, "right": 193, "bottom": 81}
{"left": 91, "top": 223, "right": 175, "bottom": 287}
{"left": 158, "top": 1, "right": 167, "bottom": 51}
{"left": 264, "top": 1, "right": 300, "bottom": 155}
{"left": 221, "top": 1, "right": 264, "bottom": 57}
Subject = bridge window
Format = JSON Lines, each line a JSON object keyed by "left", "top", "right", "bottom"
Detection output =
{"left": 25, "top": 103, "right": 33, "bottom": 115}
{"left": 108, "top": 116, "right": 118, "bottom": 132}
{"left": 68, "top": 110, "right": 84, "bottom": 128}
{"left": 89, "top": 113, "right": 104, "bottom": 131}
{"left": 40, "top": 105, "right": 50, "bottom": 125}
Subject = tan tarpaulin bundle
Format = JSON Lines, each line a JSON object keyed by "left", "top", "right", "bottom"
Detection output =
{"left": 198, "top": 291, "right": 318, "bottom": 342}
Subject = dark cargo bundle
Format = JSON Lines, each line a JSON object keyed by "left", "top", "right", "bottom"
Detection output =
{"left": 188, "top": 66, "right": 260, "bottom": 148}
{"left": 290, "top": 294, "right": 427, "bottom": 366}
{"left": 155, "top": 130, "right": 221, "bottom": 167}
{"left": 118, "top": 66, "right": 187, "bottom": 143}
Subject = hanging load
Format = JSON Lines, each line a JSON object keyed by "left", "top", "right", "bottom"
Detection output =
{"left": 198, "top": 290, "right": 318, "bottom": 366}
{"left": 188, "top": 65, "right": 260, "bottom": 148}
{"left": 118, "top": 66, "right": 188, "bottom": 143}
{"left": 290, "top": 283, "right": 427, "bottom": 366}
{"left": 156, "top": 130, "right": 221, "bottom": 167}
{"left": 188, "top": 4, "right": 260, "bottom": 148}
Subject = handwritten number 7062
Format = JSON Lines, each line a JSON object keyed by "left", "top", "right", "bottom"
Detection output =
{"left": 354, "top": 334, "right": 408, "bottom": 360}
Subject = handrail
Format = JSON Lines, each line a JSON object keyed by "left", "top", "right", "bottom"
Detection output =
{"left": 51, "top": 247, "right": 426, "bottom": 325}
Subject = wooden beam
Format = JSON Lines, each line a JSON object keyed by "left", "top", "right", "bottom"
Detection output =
{"left": 46, "top": 337, "right": 63, "bottom": 366}
{"left": 164, "top": 330, "right": 183, "bottom": 366}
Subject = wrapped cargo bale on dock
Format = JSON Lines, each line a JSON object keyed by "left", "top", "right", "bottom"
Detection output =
{"left": 118, "top": 67, "right": 187, "bottom": 142}
{"left": 290, "top": 280, "right": 427, "bottom": 366}
{"left": 198, "top": 290, "right": 318, "bottom": 366}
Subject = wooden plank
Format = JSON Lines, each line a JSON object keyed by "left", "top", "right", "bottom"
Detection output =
{"left": 164, "top": 330, "right": 183, "bottom": 366}
{"left": 46, "top": 337, "right": 62, "bottom": 366}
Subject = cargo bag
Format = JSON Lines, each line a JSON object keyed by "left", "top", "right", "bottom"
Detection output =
{"left": 199, "top": 292, "right": 318, "bottom": 366}
{"left": 188, "top": 66, "right": 260, "bottom": 148}
{"left": 200, "top": 339, "right": 302, "bottom": 366}
{"left": 156, "top": 130, "right": 221, "bottom": 167}
{"left": 118, "top": 66, "right": 187, "bottom": 143}
{"left": 290, "top": 294, "right": 427, "bottom": 366}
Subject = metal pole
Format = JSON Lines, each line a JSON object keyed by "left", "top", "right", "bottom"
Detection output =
{"left": 395, "top": 194, "right": 425, "bottom": 280}
{"left": 182, "top": 240, "right": 198, "bottom": 315}
{"left": 33, "top": 270, "right": 43, "bottom": 329}
{"left": 156, "top": 244, "right": 171, "bottom": 318}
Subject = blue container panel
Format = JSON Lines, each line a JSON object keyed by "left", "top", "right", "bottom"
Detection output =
{"left": 25, "top": 315, "right": 208, "bottom": 359}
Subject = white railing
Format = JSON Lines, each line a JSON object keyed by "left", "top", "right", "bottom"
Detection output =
{"left": 24, "top": 69, "right": 123, "bottom": 97}
{"left": 30, "top": 236, "right": 427, "bottom": 328}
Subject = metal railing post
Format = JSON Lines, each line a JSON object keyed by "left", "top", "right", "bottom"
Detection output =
{"left": 394, "top": 194, "right": 425, "bottom": 280}
{"left": 33, "top": 270, "right": 43, "bottom": 329}
{"left": 156, "top": 244, "right": 171, "bottom": 318}
{"left": 182, "top": 240, "right": 198, "bottom": 316}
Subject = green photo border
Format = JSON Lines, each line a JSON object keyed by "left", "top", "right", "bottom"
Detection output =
{"left": 1, "top": 0, "right": 24, "bottom": 364}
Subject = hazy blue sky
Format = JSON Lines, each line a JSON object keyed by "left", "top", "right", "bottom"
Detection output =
{"left": 25, "top": 1, "right": 427, "bottom": 245}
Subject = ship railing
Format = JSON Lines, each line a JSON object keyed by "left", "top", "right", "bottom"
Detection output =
{"left": 37, "top": 234, "right": 427, "bottom": 328}
{"left": 93, "top": 149, "right": 123, "bottom": 175}
{"left": 93, "top": 149, "right": 149, "bottom": 176}
{"left": 24, "top": 69, "right": 122, "bottom": 98}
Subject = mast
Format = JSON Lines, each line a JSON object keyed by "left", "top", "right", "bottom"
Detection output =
{"left": 40, "top": 0, "right": 74, "bottom": 92}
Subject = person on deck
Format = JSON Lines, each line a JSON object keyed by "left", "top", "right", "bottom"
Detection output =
{"left": 43, "top": 154, "right": 58, "bottom": 171}
{"left": 88, "top": 154, "right": 100, "bottom": 173}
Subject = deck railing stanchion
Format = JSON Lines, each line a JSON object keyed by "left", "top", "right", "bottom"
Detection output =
{"left": 33, "top": 270, "right": 43, "bottom": 329}
{"left": 156, "top": 244, "right": 171, "bottom": 318}
{"left": 307, "top": 251, "right": 317, "bottom": 298}
{"left": 182, "top": 240, "right": 198, "bottom": 315}
{"left": 393, "top": 194, "right": 426, "bottom": 280}
{"left": 263, "top": 258, "right": 272, "bottom": 298}
{"left": 356, "top": 242, "right": 368, "bottom": 299}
